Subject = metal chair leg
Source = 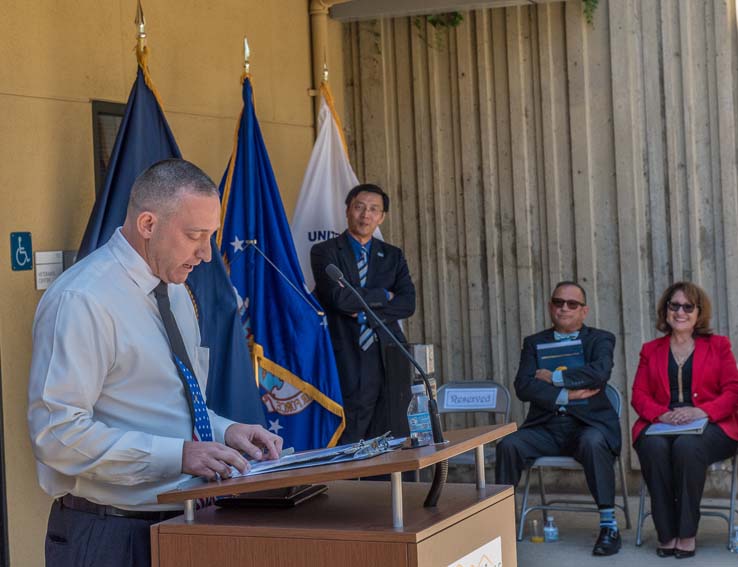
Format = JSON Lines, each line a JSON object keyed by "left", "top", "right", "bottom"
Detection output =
{"left": 518, "top": 468, "right": 533, "bottom": 542}
{"left": 537, "top": 467, "right": 547, "bottom": 505}
{"left": 618, "top": 456, "right": 631, "bottom": 529}
{"left": 728, "top": 454, "right": 737, "bottom": 550}
{"left": 537, "top": 467, "right": 548, "bottom": 524}
{"left": 636, "top": 478, "right": 646, "bottom": 546}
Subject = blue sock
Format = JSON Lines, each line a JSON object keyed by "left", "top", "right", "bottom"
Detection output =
{"left": 599, "top": 507, "right": 618, "bottom": 531}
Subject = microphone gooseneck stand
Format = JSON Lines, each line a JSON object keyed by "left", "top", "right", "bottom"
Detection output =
{"left": 325, "top": 264, "right": 447, "bottom": 507}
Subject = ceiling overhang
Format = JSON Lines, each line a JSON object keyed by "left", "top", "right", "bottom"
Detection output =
{"left": 330, "top": 0, "right": 563, "bottom": 22}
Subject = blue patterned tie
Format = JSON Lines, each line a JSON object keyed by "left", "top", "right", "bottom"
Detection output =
{"left": 357, "top": 246, "right": 376, "bottom": 350}
{"left": 154, "top": 282, "right": 214, "bottom": 442}
{"left": 173, "top": 356, "right": 213, "bottom": 442}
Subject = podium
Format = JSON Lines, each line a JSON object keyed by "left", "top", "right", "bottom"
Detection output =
{"left": 152, "top": 424, "right": 517, "bottom": 567}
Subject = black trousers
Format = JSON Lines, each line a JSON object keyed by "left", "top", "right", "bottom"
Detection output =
{"left": 339, "top": 341, "right": 385, "bottom": 444}
{"left": 635, "top": 423, "right": 738, "bottom": 542}
{"left": 45, "top": 500, "right": 172, "bottom": 567}
{"left": 495, "top": 415, "right": 617, "bottom": 507}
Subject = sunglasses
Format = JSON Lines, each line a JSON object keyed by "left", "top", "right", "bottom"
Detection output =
{"left": 667, "top": 301, "right": 696, "bottom": 314}
{"left": 551, "top": 298, "right": 586, "bottom": 309}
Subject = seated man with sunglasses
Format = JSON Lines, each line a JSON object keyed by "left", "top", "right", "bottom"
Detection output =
{"left": 496, "top": 281, "right": 621, "bottom": 556}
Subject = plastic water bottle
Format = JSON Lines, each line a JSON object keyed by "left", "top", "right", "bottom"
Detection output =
{"left": 543, "top": 515, "right": 559, "bottom": 542}
{"left": 530, "top": 519, "right": 544, "bottom": 543}
{"left": 731, "top": 525, "right": 738, "bottom": 552}
{"left": 407, "top": 383, "right": 433, "bottom": 447}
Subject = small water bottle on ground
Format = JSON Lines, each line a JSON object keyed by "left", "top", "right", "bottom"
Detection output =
{"left": 543, "top": 515, "right": 559, "bottom": 542}
{"left": 407, "top": 383, "right": 433, "bottom": 447}
{"left": 731, "top": 525, "right": 738, "bottom": 552}
{"left": 530, "top": 519, "right": 544, "bottom": 543}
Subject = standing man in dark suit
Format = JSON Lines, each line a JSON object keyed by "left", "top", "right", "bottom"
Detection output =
{"left": 311, "top": 184, "right": 416, "bottom": 443}
{"left": 496, "top": 281, "right": 622, "bottom": 556}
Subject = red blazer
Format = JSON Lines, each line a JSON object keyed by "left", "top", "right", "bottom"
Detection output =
{"left": 631, "top": 334, "right": 738, "bottom": 443}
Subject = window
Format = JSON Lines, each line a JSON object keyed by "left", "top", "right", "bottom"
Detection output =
{"left": 91, "top": 100, "right": 125, "bottom": 197}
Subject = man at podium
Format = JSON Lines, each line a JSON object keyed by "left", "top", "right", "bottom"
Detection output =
{"left": 27, "top": 160, "right": 282, "bottom": 567}
{"left": 495, "top": 281, "right": 622, "bottom": 556}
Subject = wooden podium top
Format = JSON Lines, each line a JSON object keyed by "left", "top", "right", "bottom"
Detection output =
{"left": 157, "top": 423, "right": 516, "bottom": 505}
{"left": 155, "top": 481, "right": 515, "bottom": 543}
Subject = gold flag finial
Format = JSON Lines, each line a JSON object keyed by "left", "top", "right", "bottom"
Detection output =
{"left": 135, "top": 0, "right": 146, "bottom": 53}
{"left": 243, "top": 36, "right": 251, "bottom": 75}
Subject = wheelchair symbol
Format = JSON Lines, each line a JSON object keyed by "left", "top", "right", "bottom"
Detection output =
{"left": 15, "top": 236, "right": 30, "bottom": 267}
{"left": 10, "top": 232, "right": 33, "bottom": 271}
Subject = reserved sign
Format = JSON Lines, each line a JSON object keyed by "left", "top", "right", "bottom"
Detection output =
{"left": 443, "top": 388, "right": 497, "bottom": 410}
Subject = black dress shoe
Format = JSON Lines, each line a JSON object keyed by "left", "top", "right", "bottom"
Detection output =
{"left": 674, "top": 548, "right": 695, "bottom": 559}
{"left": 592, "top": 527, "right": 621, "bottom": 556}
{"left": 656, "top": 547, "right": 676, "bottom": 557}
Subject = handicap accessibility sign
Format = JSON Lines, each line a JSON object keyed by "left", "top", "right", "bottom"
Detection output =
{"left": 11, "top": 232, "right": 32, "bottom": 271}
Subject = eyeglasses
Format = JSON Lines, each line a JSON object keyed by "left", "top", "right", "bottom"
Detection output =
{"left": 350, "top": 202, "right": 384, "bottom": 216}
{"left": 551, "top": 298, "right": 585, "bottom": 310}
{"left": 667, "top": 301, "right": 696, "bottom": 314}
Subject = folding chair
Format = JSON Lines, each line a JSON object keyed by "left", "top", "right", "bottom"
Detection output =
{"left": 436, "top": 380, "right": 511, "bottom": 471}
{"left": 635, "top": 452, "right": 738, "bottom": 549}
{"left": 516, "top": 384, "right": 631, "bottom": 541}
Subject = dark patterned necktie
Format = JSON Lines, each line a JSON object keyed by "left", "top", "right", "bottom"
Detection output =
{"left": 153, "top": 281, "right": 213, "bottom": 442}
{"left": 357, "top": 246, "right": 376, "bottom": 350}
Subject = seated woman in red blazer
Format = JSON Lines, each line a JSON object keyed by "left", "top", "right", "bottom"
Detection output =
{"left": 632, "top": 281, "right": 738, "bottom": 558}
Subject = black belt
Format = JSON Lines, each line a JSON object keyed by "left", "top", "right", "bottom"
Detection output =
{"left": 59, "top": 495, "right": 181, "bottom": 522}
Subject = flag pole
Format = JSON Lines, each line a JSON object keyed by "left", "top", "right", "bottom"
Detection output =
{"left": 132, "top": 0, "right": 165, "bottom": 111}
{"left": 243, "top": 37, "right": 251, "bottom": 79}
{"left": 135, "top": 0, "right": 146, "bottom": 55}
{"left": 318, "top": 61, "right": 349, "bottom": 158}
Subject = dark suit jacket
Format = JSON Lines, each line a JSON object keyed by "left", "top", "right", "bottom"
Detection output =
{"left": 514, "top": 325, "right": 621, "bottom": 452}
{"left": 631, "top": 334, "right": 738, "bottom": 443}
{"left": 310, "top": 231, "right": 416, "bottom": 393}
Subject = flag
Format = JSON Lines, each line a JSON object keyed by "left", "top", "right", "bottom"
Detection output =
{"left": 77, "top": 49, "right": 265, "bottom": 427}
{"left": 78, "top": 60, "right": 180, "bottom": 257}
{"left": 219, "top": 75, "right": 345, "bottom": 450}
{"left": 290, "top": 83, "right": 381, "bottom": 291}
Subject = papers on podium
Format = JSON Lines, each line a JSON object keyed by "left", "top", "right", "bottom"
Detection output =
{"left": 244, "top": 435, "right": 406, "bottom": 477}
{"left": 645, "top": 417, "right": 708, "bottom": 436}
{"left": 177, "top": 433, "right": 406, "bottom": 490}
{"left": 536, "top": 339, "right": 585, "bottom": 372}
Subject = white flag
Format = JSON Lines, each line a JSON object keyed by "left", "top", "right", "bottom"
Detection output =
{"left": 291, "top": 85, "right": 381, "bottom": 291}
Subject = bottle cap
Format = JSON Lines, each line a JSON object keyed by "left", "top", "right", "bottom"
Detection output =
{"left": 546, "top": 515, "right": 553, "bottom": 521}
{"left": 411, "top": 384, "right": 426, "bottom": 394}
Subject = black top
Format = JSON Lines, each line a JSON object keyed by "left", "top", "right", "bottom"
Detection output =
{"left": 668, "top": 350, "right": 694, "bottom": 408}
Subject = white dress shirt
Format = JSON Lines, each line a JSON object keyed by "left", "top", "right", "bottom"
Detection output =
{"left": 28, "top": 229, "right": 234, "bottom": 510}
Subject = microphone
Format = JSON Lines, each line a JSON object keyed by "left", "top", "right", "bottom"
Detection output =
{"left": 325, "top": 264, "right": 345, "bottom": 287}
{"left": 325, "top": 263, "right": 447, "bottom": 507}
{"left": 325, "top": 263, "right": 445, "bottom": 446}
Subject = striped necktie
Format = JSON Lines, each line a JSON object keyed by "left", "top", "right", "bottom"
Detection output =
{"left": 154, "top": 281, "right": 214, "bottom": 442}
{"left": 357, "top": 246, "right": 376, "bottom": 350}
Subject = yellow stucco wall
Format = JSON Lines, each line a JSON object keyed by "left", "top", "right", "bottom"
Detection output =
{"left": 0, "top": 1, "right": 326, "bottom": 564}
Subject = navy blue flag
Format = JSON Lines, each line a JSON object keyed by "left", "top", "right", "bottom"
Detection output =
{"left": 77, "top": 57, "right": 265, "bottom": 427}
{"left": 78, "top": 67, "right": 180, "bottom": 258}
{"left": 219, "top": 75, "right": 344, "bottom": 449}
